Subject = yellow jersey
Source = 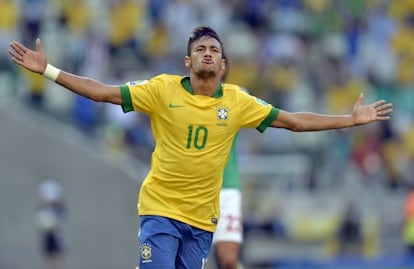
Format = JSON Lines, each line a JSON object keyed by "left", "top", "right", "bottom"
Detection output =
{"left": 120, "top": 74, "right": 279, "bottom": 232}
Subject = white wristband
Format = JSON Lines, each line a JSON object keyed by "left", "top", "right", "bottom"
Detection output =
{"left": 43, "top": 63, "right": 61, "bottom": 81}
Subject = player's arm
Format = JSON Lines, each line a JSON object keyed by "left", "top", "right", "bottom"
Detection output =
{"left": 271, "top": 93, "right": 393, "bottom": 131}
{"left": 52, "top": 70, "right": 122, "bottom": 104}
{"left": 8, "top": 38, "right": 122, "bottom": 105}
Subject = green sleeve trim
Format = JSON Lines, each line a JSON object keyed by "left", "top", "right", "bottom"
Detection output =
{"left": 120, "top": 85, "right": 133, "bottom": 113}
{"left": 256, "top": 107, "right": 279, "bottom": 133}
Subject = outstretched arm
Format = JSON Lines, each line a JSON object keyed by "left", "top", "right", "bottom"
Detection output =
{"left": 271, "top": 93, "right": 393, "bottom": 131}
{"left": 8, "top": 38, "right": 122, "bottom": 105}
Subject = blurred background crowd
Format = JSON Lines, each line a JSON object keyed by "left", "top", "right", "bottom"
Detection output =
{"left": 2, "top": 0, "right": 414, "bottom": 268}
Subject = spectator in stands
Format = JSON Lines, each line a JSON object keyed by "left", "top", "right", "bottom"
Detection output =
{"left": 0, "top": 0, "right": 19, "bottom": 95}
{"left": 403, "top": 186, "right": 414, "bottom": 257}
{"left": 35, "top": 180, "right": 67, "bottom": 269}
{"left": 337, "top": 203, "right": 363, "bottom": 256}
{"left": 107, "top": 0, "right": 145, "bottom": 78}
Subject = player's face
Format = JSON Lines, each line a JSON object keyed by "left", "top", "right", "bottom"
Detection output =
{"left": 185, "top": 37, "right": 224, "bottom": 79}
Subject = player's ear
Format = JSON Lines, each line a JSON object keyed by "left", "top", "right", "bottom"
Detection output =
{"left": 184, "top": 56, "right": 191, "bottom": 68}
{"left": 221, "top": 58, "right": 226, "bottom": 72}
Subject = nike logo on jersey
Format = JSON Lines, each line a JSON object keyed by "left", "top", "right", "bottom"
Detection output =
{"left": 168, "top": 103, "right": 184, "bottom": 108}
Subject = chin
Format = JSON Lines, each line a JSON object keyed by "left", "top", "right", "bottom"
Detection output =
{"left": 196, "top": 70, "right": 217, "bottom": 79}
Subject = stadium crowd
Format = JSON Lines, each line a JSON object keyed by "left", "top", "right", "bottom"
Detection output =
{"left": 2, "top": 0, "right": 413, "bottom": 187}
{"left": 2, "top": 0, "right": 414, "bottom": 265}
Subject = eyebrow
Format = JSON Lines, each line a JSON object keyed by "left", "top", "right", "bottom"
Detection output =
{"left": 194, "top": 44, "right": 221, "bottom": 51}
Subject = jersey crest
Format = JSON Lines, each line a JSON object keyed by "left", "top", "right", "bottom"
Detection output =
{"left": 216, "top": 103, "right": 229, "bottom": 121}
{"left": 140, "top": 242, "right": 153, "bottom": 263}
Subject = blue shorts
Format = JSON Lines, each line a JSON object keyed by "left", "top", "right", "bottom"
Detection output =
{"left": 138, "top": 215, "right": 213, "bottom": 269}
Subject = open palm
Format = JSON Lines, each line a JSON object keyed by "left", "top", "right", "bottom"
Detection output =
{"left": 352, "top": 93, "right": 393, "bottom": 124}
{"left": 8, "top": 38, "right": 47, "bottom": 74}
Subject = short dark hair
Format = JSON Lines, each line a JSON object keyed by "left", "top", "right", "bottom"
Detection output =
{"left": 186, "top": 26, "right": 225, "bottom": 58}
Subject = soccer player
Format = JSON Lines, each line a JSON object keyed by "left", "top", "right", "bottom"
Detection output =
{"left": 213, "top": 134, "right": 244, "bottom": 269}
{"left": 9, "top": 26, "right": 392, "bottom": 269}
{"left": 212, "top": 54, "right": 245, "bottom": 269}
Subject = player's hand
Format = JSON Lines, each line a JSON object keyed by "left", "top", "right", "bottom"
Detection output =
{"left": 352, "top": 93, "right": 393, "bottom": 125}
{"left": 8, "top": 38, "right": 48, "bottom": 74}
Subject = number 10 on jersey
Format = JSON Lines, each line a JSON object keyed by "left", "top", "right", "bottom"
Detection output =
{"left": 186, "top": 125, "right": 208, "bottom": 149}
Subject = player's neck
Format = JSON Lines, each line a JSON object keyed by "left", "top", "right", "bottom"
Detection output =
{"left": 190, "top": 76, "right": 220, "bottom": 96}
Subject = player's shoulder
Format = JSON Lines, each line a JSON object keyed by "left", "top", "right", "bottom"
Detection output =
{"left": 222, "top": 83, "right": 250, "bottom": 96}
{"left": 222, "top": 83, "right": 244, "bottom": 92}
{"left": 125, "top": 79, "right": 149, "bottom": 87}
{"left": 153, "top": 73, "right": 183, "bottom": 82}
{"left": 125, "top": 74, "right": 183, "bottom": 86}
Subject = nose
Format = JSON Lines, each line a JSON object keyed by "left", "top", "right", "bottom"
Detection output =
{"left": 204, "top": 49, "right": 212, "bottom": 57}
